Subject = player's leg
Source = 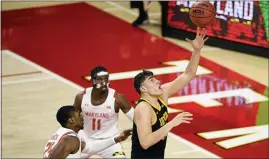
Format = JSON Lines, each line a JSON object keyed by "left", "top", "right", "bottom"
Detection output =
{"left": 97, "top": 143, "right": 126, "bottom": 159}
{"left": 130, "top": 1, "right": 148, "bottom": 27}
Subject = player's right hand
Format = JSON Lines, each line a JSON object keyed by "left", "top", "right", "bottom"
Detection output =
{"left": 170, "top": 112, "right": 193, "bottom": 127}
{"left": 114, "top": 129, "right": 132, "bottom": 143}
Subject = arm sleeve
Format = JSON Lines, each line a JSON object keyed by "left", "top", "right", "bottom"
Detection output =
{"left": 125, "top": 107, "right": 134, "bottom": 121}
{"left": 82, "top": 138, "right": 116, "bottom": 155}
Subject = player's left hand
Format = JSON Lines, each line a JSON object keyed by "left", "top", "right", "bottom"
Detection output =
{"left": 117, "top": 129, "right": 132, "bottom": 142}
{"left": 186, "top": 27, "right": 209, "bottom": 52}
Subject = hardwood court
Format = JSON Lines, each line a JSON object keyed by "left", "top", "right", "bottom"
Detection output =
{"left": 1, "top": 1, "right": 268, "bottom": 158}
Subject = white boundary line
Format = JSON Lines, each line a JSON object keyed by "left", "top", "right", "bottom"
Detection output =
{"left": 106, "top": 1, "right": 137, "bottom": 16}
{"left": 2, "top": 76, "right": 54, "bottom": 85}
{"left": 104, "top": 7, "right": 120, "bottom": 12}
{"left": 105, "top": 2, "right": 160, "bottom": 24}
{"left": 2, "top": 50, "right": 83, "bottom": 91}
{"left": 2, "top": 49, "right": 221, "bottom": 158}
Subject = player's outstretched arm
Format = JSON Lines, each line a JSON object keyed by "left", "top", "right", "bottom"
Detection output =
{"left": 161, "top": 27, "right": 209, "bottom": 99}
{"left": 134, "top": 102, "right": 172, "bottom": 150}
{"left": 135, "top": 102, "right": 193, "bottom": 150}
{"left": 81, "top": 129, "right": 132, "bottom": 155}
{"left": 73, "top": 91, "right": 83, "bottom": 112}
{"left": 47, "top": 136, "right": 80, "bottom": 158}
{"left": 115, "top": 92, "right": 134, "bottom": 121}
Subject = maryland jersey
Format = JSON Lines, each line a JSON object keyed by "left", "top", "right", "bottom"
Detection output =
{"left": 131, "top": 98, "right": 169, "bottom": 159}
{"left": 81, "top": 87, "right": 120, "bottom": 139}
{"left": 43, "top": 127, "right": 81, "bottom": 158}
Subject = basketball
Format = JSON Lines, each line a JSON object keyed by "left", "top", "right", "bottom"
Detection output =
{"left": 189, "top": 1, "right": 216, "bottom": 27}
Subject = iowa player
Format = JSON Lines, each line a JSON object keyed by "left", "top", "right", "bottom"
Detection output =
{"left": 131, "top": 27, "right": 208, "bottom": 159}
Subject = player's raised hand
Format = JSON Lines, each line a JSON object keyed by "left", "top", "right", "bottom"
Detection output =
{"left": 186, "top": 27, "right": 209, "bottom": 52}
{"left": 170, "top": 112, "right": 193, "bottom": 127}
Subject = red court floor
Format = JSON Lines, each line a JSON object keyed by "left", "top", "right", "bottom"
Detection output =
{"left": 2, "top": 2, "right": 268, "bottom": 158}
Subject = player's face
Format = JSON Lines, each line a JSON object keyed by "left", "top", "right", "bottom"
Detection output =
{"left": 93, "top": 75, "right": 109, "bottom": 92}
{"left": 141, "top": 76, "right": 163, "bottom": 96}
{"left": 72, "top": 111, "right": 84, "bottom": 130}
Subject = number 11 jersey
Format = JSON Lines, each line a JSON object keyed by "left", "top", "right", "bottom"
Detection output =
{"left": 81, "top": 87, "right": 120, "bottom": 139}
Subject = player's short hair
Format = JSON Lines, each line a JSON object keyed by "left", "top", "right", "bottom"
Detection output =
{"left": 134, "top": 70, "right": 154, "bottom": 95}
{"left": 91, "top": 66, "right": 108, "bottom": 80}
{"left": 56, "top": 105, "right": 76, "bottom": 127}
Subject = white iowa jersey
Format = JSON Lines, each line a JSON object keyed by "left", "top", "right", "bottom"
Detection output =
{"left": 43, "top": 127, "right": 81, "bottom": 158}
{"left": 81, "top": 87, "right": 119, "bottom": 139}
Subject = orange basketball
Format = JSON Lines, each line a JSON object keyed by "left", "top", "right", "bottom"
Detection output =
{"left": 189, "top": 1, "right": 216, "bottom": 28}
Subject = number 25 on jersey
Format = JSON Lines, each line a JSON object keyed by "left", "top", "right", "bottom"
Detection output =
{"left": 44, "top": 142, "right": 55, "bottom": 157}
